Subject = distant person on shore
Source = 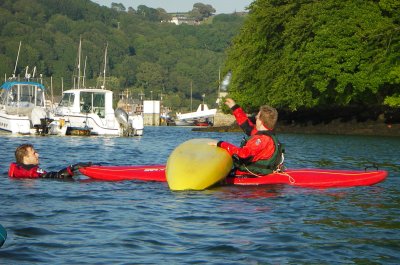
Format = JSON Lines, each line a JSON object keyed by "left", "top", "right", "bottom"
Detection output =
{"left": 9, "top": 144, "right": 91, "bottom": 179}
{"left": 209, "top": 98, "right": 284, "bottom": 176}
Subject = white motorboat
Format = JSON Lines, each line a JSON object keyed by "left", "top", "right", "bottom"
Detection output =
{"left": 50, "top": 88, "right": 122, "bottom": 136}
{"left": 48, "top": 39, "right": 143, "bottom": 136}
{"left": 0, "top": 80, "right": 50, "bottom": 134}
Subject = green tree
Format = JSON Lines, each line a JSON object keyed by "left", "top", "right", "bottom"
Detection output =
{"left": 0, "top": 7, "right": 13, "bottom": 29}
{"left": 190, "top": 3, "right": 216, "bottom": 21}
{"left": 137, "top": 5, "right": 163, "bottom": 22}
{"left": 156, "top": 8, "right": 171, "bottom": 22}
{"left": 136, "top": 62, "right": 165, "bottom": 93}
{"left": 111, "top": 2, "right": 125, "bottom": 12}
{"left": 225, "top": 0, "right": 400, "bottom": 110}
{"left": 114, "top": 56, "right": 138, "bottom": 87}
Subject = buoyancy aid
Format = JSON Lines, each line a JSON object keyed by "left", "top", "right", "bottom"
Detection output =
{"left": 8, "top": 162, "right": 74, "bottom": 179}
{"left": 8, "top": 163, "right": 43, "bottom": 178}
{"left": 234, "top": 130, "right": 285, "bottom": 175}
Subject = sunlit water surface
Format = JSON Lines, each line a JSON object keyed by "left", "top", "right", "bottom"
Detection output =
{"left": 0, "top": 127, "right": 399, "bottom": 264}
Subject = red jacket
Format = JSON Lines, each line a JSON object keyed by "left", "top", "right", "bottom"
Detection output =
{"left": 218, "top": 105, "right": 275, "bottom": 162}
{"left": 218, "top": 134, "right": 275, "bottom": 163}
{"left": 217, "top": 105, "right": 280, "bottom": 175}
{"left": 9, "top": 163, "right": 74, "bottom": 179}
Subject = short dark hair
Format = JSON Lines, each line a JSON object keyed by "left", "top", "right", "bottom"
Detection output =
{"left": 15, "top": 144, "right": 34, "bottom": 164}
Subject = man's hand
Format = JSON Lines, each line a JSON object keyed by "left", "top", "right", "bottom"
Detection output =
{"left": 71, "top": 162, "right": 92, "bottom": 172}
{"left": 224, "top": 98, "right": 236, "bottom": 108}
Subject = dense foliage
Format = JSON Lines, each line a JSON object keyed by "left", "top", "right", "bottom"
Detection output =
{"left": 224, "top": 0, "right": 400, "bottom": 112}
{"left": 0, "top": 0, "right": 245, "bottom": 111}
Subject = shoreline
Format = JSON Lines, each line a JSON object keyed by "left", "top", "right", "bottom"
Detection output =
{"left": 193, "top": 119, "right": 400, "bottom": 137}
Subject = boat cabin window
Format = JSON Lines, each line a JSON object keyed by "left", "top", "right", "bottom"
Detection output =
{"left": 1, "top": 84, "right": 45, "bottom": 107}
{"left": 19, "top": 85, "right": 33, "bottom": 103}
{"left": 0, "top": 90, "right": 6, "bottom": 105}
{"left": 80, "top": 92, "right": 105, "bottom": 118}
{"left": 59, "top": 93, "right": 75, "bottom": 107}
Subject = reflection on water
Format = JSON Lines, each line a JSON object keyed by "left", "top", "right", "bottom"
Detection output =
{"left": 0, "top": 127, "right": 399, "bottom": 264}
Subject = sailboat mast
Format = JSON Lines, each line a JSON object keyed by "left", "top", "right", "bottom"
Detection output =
{"left": 77, "top": 38, "right": 82, "bottom": 89}
{"left": 51, "top": 76, "right": 54, "bottom": 105}
{"left": 13, "top": 41, "right": 22, "bottom": 79}
{"left": 102, "top": 43, "right": 108, "bottom": 89}
{"left": 83, "top": 56, "right": 87, "bottom": 87}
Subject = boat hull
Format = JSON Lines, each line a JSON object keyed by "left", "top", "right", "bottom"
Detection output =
{"left": 52, "top": 114, "right": 120, "bottom": 136}
{"left": 0, "top": 113, "right": 31, "bottom": 134}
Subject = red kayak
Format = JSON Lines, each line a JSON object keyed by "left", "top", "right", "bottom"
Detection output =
{"left": 79, "top": 165, "right": 388, "bottom": 188}
{"left": 80, "top": 165, "right": 166, "bottom": 182}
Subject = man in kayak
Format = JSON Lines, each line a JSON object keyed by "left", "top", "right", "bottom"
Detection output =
{"left": 209, "top": 98, "right": 284, "bottom": 176}
{"left": 8, "top": 143, "right": 91, "bottom": 179}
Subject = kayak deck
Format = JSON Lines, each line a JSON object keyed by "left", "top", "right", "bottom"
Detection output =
{"left": 226, "top": 169, "right": 388, "bottom": 188}
{"left": 80, "top": 165, "right": 166, "bottom": 182}
{"left": 79, "top": 165, "right": 388, "bottom": 188}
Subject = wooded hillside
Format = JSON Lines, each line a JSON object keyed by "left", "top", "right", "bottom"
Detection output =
{"left": 2, "top": 0, "right": 399, "bottom": 123}
{"left": 0, "top": 0, "right": 245, "bottom": 111}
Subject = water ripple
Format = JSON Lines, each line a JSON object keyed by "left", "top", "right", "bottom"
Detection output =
{"left": 0, "top": 127, "right": 399, "bottom": 264}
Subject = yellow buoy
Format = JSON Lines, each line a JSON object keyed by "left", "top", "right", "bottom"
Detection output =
{"left": 166, "top": 138, "right": 233, "bottom": 190}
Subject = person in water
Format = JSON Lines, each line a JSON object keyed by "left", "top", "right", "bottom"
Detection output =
{"left": 8, "top": 143, "right": 91, "bottom": 179}
{"left": 209, "top": 98, "right": 284, "bottom": 176}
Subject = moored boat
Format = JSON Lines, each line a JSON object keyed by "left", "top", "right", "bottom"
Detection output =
{"left": 49, "top": 89, "right": 143, "bottom": 136}
{"left": 48, "top": 39, "right": 143, "bottom": 136}
{"left": 50, "top": 88, "right": 121, "bottom": 135}
{"left": 0, "top": 80, "right": 50, "bottom": 134}
{"left": 0, "top": 42, "right": 52, "bottom": 135}
{"left": 175, "top": 103, "right": 216, "bottom": 126}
